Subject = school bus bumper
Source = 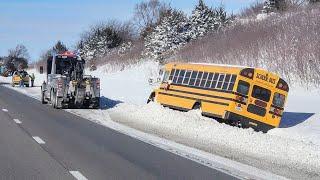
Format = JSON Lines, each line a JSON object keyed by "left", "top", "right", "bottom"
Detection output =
{"left": 224, "top": 111, "right": 275, "bottom": 133}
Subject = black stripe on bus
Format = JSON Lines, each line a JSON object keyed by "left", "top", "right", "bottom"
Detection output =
{"left": 158, "top": 92, "right": 229, "bottom": 106}
{"left": 160, "top": 87, "right": 246, "bottom": 105}
{"left": 161, "top": 103, "right": 190, "bottom": 112}
{"left": 271, "top": 104, "right": 284, "bottom": 110}
{"left": 269, "top": 111, "right": 282, "bottom": 118}
{"left": 161, "top": 103, "right": 223, "bottom": 119}
{"left": 202, "top": 112, "right": 223, "bottom": 119}
{"left": 168, "top": 83, "right": 249, "bottom": 98}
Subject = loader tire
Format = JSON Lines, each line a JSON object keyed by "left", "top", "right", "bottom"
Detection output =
{"left": 41, "top": 91, "right": 46, "bottom": 104}
{"left": 54, "top": 92, "right": 62, "bottom": 109}
{"left": 93, "top": 98, "right": 100, "bottom": 109}
{"left": 53, "top": 91, "right": 57, "bottom": 109}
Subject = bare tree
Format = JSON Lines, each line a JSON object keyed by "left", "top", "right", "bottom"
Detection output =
{"left": 8, "top": 44, "right": 30, "bottom": 60}
{"left": 6, "top": 44, "right": 30, "bottom": 70}
{"left": 133, "top": 0, "right": 169, "bottom": 37}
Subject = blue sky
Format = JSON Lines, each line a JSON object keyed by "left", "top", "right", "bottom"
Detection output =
{"left": 0, "top": 0, "right": 256, "bottom": 61}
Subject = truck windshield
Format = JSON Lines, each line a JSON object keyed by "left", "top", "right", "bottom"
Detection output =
{"left": 56, "top": 58, "right": 73, "bottom": 75}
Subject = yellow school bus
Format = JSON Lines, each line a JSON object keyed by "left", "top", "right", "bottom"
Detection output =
{"left": 148, "top": 63, "right": 289, "bottom": 133}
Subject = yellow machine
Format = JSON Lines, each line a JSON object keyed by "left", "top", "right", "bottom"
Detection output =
{"left": 148, "top": 63, "right": 289, "bottom": 132}
{"left": 12, "top": 71, "right": 30, "bottom": 87}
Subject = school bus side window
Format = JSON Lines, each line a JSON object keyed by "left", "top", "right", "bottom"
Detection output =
{"left": 222, "top": 74, "right": 231, "bottom": 90}
{"left": 228, "top": 75, "right": 237, "bottom": 91}
{"left": 183, "top": 70, "right": 192, "bottom": 85}
{"left": 210, "top": 73, "right": 219, "bottom": 89}
{"left": 205, "top": 73, "right": 214, "bottom": 88}
{"left": 237, "top": 80, "right": 250, "bottom": 95}
{"left": 162, "top": 71, "right": 170, "bottom": 82}
{"left": 173, "top": 69, "right": 180, "bottom": 83}
{"left": 195, "top": 71, "right": 203, "bottom": 87}
{"left": 273, "top": 93, "right": 285, "bottom": 107}
{"left": 189, "top": 71, "right": 198, "bottom": 86}
{"left": 200, "top": 72, "right": 208, "bottom": 87}
{"left": 169, "top": 69, "right": 175, "bottom": 80}
{"left": 177, "top": 70, "right": 185, "bottom": 84}
{"left": 216, "top": 74, "right": 225, "bottom": 89}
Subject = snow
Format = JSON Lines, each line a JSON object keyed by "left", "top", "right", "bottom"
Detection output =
{"left": 27, "top": 68, "right": 46, "bottom": 87}
{"left": 88, "top": 61, "right": 159, "bottom": 105}
{"left": 257, "top": 13, "right": 269, "bottom": 21}
{"left": 1, "top": 61, "right": 320, "bottom": 179}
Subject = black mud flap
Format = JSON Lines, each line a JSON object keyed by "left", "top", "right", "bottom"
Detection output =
{"left": 225, "top": 112, "right": 275, "bottom": 133}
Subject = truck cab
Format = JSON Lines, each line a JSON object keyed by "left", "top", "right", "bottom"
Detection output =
{"left": 41, "top": 51, "right": 100, "bottom": 109}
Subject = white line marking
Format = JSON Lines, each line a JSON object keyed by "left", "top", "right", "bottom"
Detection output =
{"left": 69, "top": 171, "right": 88, "bottom": 180}
{"left": 13, "top": 119, "right": 22, "bottom": 124}
{"left": 2, "top": 108, "right": 8, "bottom": 112}
{"left": 32, "top": 136, "right": 45, "bottom": 144}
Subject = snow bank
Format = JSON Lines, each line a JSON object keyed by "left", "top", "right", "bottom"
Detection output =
{"left": 88, "top": 60, "right": 159, "bottom": 105}
{"left": 256, "top": 13, "right": 269, "bottom": 21}
{"left": 0, "top": 76, "right": 11, "bottom": 84}
{"left": 108, "top": 102, "right": 320, "bottom": 179}
{"left": 27, "top": 68, "right": 46, "bottom": 87}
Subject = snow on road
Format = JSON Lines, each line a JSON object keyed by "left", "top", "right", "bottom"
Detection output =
{"left": 1, "top": 61, "right": 320, "bottom": 179}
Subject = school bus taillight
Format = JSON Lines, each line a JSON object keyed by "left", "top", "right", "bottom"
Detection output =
{"left": 276, "top": 78, "right": 289, "bottom": 92}
{"left": 236, "top": 95, "right": 247, "bottom": 104}
{"left": 240, "top": 68, "right": 254, "bottom": 79}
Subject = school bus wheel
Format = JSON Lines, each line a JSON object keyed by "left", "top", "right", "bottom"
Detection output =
{"left": 147, "top": 92, "right": 156, "bottom": 104}
{"left": 192, "top": 102, "right": 201, "bottom": 110}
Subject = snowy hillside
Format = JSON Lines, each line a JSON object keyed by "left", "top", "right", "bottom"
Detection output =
{"left": 88, "top": 61, "right": 160, "bottom": 105}
{"left": 1, "top": 61, "right": 320, "bottom": 179}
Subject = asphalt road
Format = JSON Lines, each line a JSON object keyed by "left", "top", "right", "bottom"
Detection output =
{"left": 0, "top": 85, "right": 237, "bottom": 180}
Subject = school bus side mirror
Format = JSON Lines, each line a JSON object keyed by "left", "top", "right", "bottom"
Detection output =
{"left": 39, "top": 66, "right": 44, "bottom": 74}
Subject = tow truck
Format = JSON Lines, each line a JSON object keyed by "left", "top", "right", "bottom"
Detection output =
{"left": 41, "top": 51, "right": 100, "bottom": 109}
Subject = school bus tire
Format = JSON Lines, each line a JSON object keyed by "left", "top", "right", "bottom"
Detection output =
{"left": 192, "top": 102, "right": 201, "bottom": 110}
{"left": 147, "top": 92, "right": 155, "bottom": 104}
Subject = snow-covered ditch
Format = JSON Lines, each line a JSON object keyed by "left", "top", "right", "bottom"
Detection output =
{"left": 1, "top": 61, "right": 320, "bottom": 180}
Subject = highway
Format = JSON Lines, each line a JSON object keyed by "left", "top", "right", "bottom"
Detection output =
{"left": 0, "top": 85, "right": 237, "bottom": 180}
